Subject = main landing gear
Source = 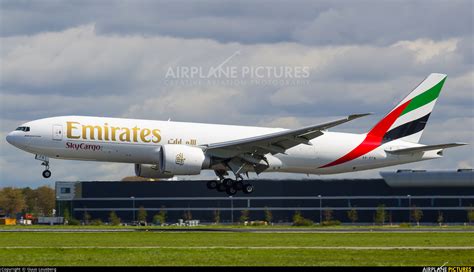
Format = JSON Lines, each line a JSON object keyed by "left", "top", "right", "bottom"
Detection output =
{"left": 206, "top": 178, "right": 254, "bottom": 196}
{"left": 35, "top": 154, "right": 51, "bottom": 179}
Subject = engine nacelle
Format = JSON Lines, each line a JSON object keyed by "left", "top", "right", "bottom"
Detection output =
{"left": 134, "top": 164, "right": 174, "bottom": 179}
{"left": 160, "top": 144, "right": 209, "bottom": 175}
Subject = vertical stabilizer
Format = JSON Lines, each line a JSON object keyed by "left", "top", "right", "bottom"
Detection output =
{"left": 372, "top": 73, "right": 447, "bottom": 143}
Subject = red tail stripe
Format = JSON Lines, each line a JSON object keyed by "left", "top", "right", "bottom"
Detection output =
{"left": 320, "top": 100, "right": 411, "bottom": 168}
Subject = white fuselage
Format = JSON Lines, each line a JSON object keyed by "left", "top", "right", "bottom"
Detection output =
{"left": 6, "top": 116, "right": 441, "bottom": 175}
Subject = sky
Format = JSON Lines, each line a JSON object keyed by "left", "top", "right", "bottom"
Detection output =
{"left": 0, "top": 0, "right": 473, "bottom": 188}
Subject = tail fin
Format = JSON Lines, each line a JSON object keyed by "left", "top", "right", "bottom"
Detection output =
{"left": 369, "top": 73, "right": 447, "bottom": 144}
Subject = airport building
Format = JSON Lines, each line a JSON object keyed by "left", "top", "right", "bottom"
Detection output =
{"left": 55, "top": 169, "right": 474, "bottom": 224}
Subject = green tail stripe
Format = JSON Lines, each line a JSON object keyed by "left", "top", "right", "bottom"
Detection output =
{"left": 401, "top": 77, "right": 446, "bottom": 116}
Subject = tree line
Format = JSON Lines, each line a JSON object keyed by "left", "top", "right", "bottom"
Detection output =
{"left": 0, "top": 187, "right": 55, "bottom": 217}
{"left": 2, "top": 186, "right": 473, "bottom": 226}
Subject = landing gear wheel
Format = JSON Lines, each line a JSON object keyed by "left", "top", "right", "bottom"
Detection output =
{"left": 242, "top": 184, "right": 254, "bottom": 194}
{"left": 222, "top": 178, "right": 233, "bottom": 188}
{"left": 38, "top": 156, "right": 51, "bottom": 178}
{"left": 233, "top": 181, "right": 244, "bottom": 191}
{"left": 42, "top": 170, "right": 51, "bottom": 179}
{"left": 217, "top": 183, "right": 227, "bottom": 192}
{"left": 207, "top": 180, "right": 218, "bottom": 190}
{"left": 226, "top": 186, "right": 237, "bottom": 196}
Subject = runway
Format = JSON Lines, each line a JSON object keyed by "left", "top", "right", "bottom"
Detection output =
{"left": 1, "top": 227, "right": 474, "bottom": 233}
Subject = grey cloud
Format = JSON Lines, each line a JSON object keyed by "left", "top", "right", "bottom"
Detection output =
{"left": 1, "top": 1, "right": 471, "bottom": 46}
{"left": 0, "top": 2, "right": 472, "bottom": 187}
{"left": 1, "top": 26, "right": 147, "bottom": 96}
{"left": 0, "top": 93, "right": 131, "bottom": 121}
{"left": 456, "top": 36, "right": 474, "bottom": 64}
{"left": 0, "top": 1, "right": 323, "bottom": 42}
{"left": 3, "top": 25, "right": 470, "bottom": 125}
{"left": 123, "top": 86, "right": 242, "bottom": 123}
{"left": 293, "top": 1, "right": 473, "bottom": 46}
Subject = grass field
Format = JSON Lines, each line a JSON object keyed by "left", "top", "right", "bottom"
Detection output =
{"left": 0, "top": 231, "right": 473, "bottom": 266}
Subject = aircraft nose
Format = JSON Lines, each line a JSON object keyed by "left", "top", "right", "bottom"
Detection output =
{"left": 6, "top": 132, "right": 13, "bottom": 144}
{"left": 6, "top": 131, "right": 21, "bottom": 147}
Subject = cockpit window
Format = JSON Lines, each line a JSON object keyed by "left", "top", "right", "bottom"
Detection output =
{"left": 15, "top": 126, "right": 30, "bottom": 132}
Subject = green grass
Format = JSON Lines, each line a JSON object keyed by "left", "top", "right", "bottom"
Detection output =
{"left": 1, "top": 248, "right": 471, "bottom": 266}
{"left": 0, "top": 232, "right": 473, "bottom": 266}
{"left": 2, "top": 232, "right": 474, "bottom": 247}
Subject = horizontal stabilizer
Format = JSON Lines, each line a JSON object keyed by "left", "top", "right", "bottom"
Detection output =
{"left": 385, "top": 143, "right": 467, "bottom": 155}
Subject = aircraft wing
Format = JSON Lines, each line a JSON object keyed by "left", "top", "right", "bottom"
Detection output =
{"left": 385, "top": 143, "right": 467, "bottom": 155}
{"left": 204, "top": 113, "right": 371, "bottom": 159}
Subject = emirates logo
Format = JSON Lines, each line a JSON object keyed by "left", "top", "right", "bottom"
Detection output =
{"left": 175, "top": 153, "right": 186, "bottom": 165}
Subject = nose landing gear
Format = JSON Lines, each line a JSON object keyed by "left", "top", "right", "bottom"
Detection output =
{"left": 41, "top": 161, "right": 51, "bottom": 178}
{"left": 42, "top": 168, "right": 51, "bottom": 178}
{"left": 35, "top": 154, "right": 51, "bottom": 179}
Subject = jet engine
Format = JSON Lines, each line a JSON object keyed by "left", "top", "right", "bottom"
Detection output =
{"left": 135, "top": 145, "right": 209, "bottom": 177}
{"left": 160, "top": 144, "right": 209, "bottom": 175}
{"left": 134, "top": 163, "right": 174, "bottom": 179}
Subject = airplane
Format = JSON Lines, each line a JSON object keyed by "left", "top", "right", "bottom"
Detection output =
{"left": 6, "top": 73, "right": 466, "bottom": 195}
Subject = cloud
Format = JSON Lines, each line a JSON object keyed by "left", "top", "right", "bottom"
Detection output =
{"left": 1, "top": 1, "right": 471, "bottom": 46}
{"left": 0, "top": 93, "right": 130, "bottom": 121}
{"left": 393, "top": 39, "right": 458, "bottom": 63}
{"left": 124, "top": 86, "right": 241, "bottom": 123}
{"left": 0, "top": 1, "right": 472, "bottom": 187}
{"left": 292, "top": 1, "right": 473, "bottom": 46}
{"left": 1, "top": 25, "right": 150, "bottom": 95}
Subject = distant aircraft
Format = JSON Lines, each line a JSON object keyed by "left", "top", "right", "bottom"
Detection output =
{"left": 6, "top": 73, "right": 466, "bottom": 195}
